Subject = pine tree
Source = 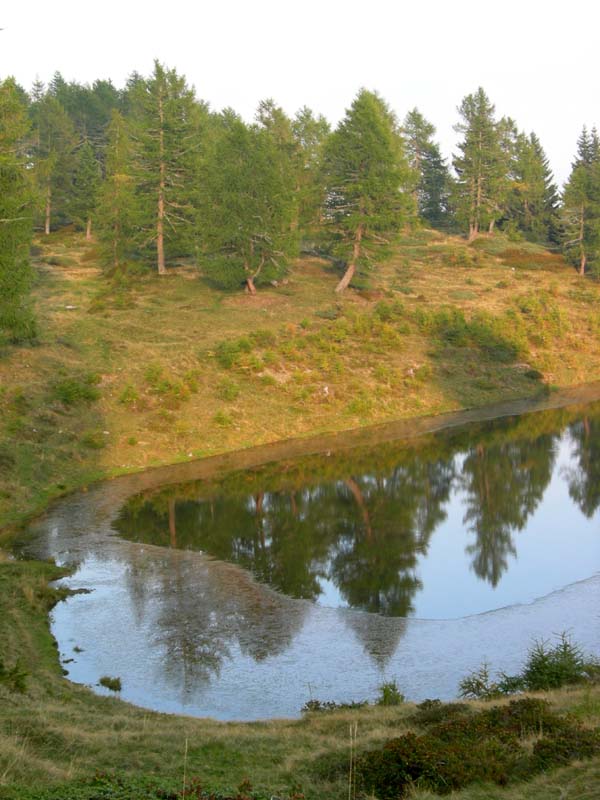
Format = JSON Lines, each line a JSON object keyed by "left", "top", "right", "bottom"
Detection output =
{"left": 562, "top": 127, "right": 600, "bottom": 275}
{"left": 322, "top": 89, "right": 412, "bottom": 292}
{"left": 0, "top": 78, "right": 36, "bottom": 343}
{"left": 403, "top": 108, "right": 451, "bottom": 228}
{"left": 96, "top": 111, "right": 139, "bottom": 274}
{"left": 128, "top": 61, "right": 201, "bottom": 274}
{"left": 201, "top": 111, "right": 297, "bottom": 292}
{"left": 452, "top": 88, "right": 505, "bottom": 240}
{"left": 69, "top": 140, "right": 101, "bottom": 239}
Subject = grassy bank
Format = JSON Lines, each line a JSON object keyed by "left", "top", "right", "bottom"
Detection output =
{"left": 1, "top": 559, "right": 599, "bottom": 799}
{"left": 2, "top": 228, "right": 600, "bottom": 537}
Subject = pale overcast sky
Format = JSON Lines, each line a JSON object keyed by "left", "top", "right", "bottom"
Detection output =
{"left": 2, "top": 1, "right": 599, "bottom": 185}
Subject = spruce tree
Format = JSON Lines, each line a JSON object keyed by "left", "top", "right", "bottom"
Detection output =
{"left": 30, "top": 92, "right": 77, "bottom": 234}
{"left": 403, "top": 108, "right": 451, "bottom": 228}
{"left": 322, "top": 89, "right": 412, "bottom": 292}
{"left": 201, "top": 111, "right": 297, "bottom": 292}
{"left": 452, "top": 88, "right": 504, "bottom": 240}
{"left": 507, "top": 131, "right": 559, "bottom": 242}
{"left": 69, "top": 140, "right": 101, "bottom": 239}
{"left": 562, "top": 127, "right": 600, "bottom": 275}
{"left": 0, "top": 78, "right": 36, "bottom": 343}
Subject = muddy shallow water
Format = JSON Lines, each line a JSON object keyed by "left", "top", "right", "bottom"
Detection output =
{"left": 19, "top": 387, "right": 600, "bottom": 720}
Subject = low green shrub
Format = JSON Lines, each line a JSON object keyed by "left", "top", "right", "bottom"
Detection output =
{"left": 532, "top": 728, "right": 600, "bottom": 769}
{"left": 0, "top": 658, "right": 28, "bottom": 693}
{"left": 358, "top": 699, "right": 594, "bottom": 798}
{"left": 217, "top": 379, "right": 240, "bottom": 402}
{"left": 301, "top": 698, "right": 368, "bottom": 713}
{"left": 213, "top": 410, "right": 233, "bottom": 427}
{"left": 80, "top": 430, "right": 106, "bottom": 449}
{"left": 51, "top": 374, "right": 100, "bottom": 405}
{"left": 410, "top": 699, "right": 470, "bottom": 727}
{"left": 215, "top": 337, "right": 253, "bottom": 369}
{"left": 376, "top": 680, "right": 404, "bottom": 706}
{"left": 99, "top": 675, "right": 122, "bottom": 692}
{"left": 118, "top": 384, "right": 139, "bottom": 405}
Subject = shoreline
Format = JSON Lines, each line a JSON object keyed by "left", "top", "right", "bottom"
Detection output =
{"left": 10, "top": 379, "right": 600, "bottom": 538}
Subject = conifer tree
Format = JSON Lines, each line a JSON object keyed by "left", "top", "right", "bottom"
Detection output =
{"left": 322, "top": 89, "right": 412, "bottom": 292}
{"left": 128, "top": 61, "right": 201, "bottom": 274}
{"left": 507, "top": 132, "right": 559, "bottom": 242}
{"left": 69, "top": 140, "right": 101, "bottom": 239}
{"left": 562, "top": 127, "right": 600, "bottom": 275}
{"left": 452, "top": 88, "right": 504, "bottom": 240}
{"left": 30, "top": 92, "right": 77, "bottom": 233}
{"left": 291, "top": 106, "right": 330, "bottom": 233}
{"left": 201, "top": 111, "right": 297, "bottom": 292}
{"left": 96, "top": 110, "right": 139, "bottom": 274}
{"left": 0, "top": 78, "right": 36, "bottom": 342}
{"left": 403, "top": 108, "right": 451, "bottom": 228}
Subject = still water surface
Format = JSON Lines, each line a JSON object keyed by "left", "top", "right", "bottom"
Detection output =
{"left": 21, "top": 399, "right": 600, "bottom": 719}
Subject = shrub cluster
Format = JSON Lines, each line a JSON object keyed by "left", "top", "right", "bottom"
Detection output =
{"left": 50, "top": 373, "right": 101, "bottom": 405}
{"left": 459, "top": 633, "right": 600, "bottom": 699}
{"left": 414, "top": 306, "right": 525, "bottom": 363}
{"left": 358, "top": 698, "right": 600, "bottom": 798}
{"left": 0, "top": 657, "right": 28, "bottom": 693}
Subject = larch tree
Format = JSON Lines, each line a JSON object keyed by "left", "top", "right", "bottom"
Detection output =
{"left": 403, "top": 108, "right": 451, "bottom": 228}
{"left": 96, "top": 110, "right": 139, "bottom": 274}
{"left": 322, "top": 89, "right": 412, "bottom": 293}
{"left": 201, "top": 111, "right": 297, "bottom": 293}
{"left": 452, "top": 88, "right": 505, "bottom": 241}
{"left": 0, "top": 78, "right": 36, "bottom": 343}
{"left": 561, "top": 127, "right": 600, "bottom": 275}
{"left": 128, "top": 61, "right": 201, "bottom": 274}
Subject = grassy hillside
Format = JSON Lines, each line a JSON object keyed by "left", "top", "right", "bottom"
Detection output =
{"left": 2, "top": 227, "right": 600, "bottom": 536}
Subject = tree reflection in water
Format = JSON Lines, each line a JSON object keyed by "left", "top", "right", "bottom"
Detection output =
{"left": 113, "top": 400, "right": 600, "bottom": 683}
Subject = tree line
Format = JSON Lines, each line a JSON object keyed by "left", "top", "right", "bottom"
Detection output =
{"left": 0, "top": 62, "right": 598, "bottom": 342}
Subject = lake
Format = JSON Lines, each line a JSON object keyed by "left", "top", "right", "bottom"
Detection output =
{"left": 19, "top": 392, "right": 600, "bottom": 720}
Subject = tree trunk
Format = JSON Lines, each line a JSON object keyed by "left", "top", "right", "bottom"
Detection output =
{"left": 336, "top": 223, "right": 363, "bottom": 293}
{"left": 86, "top": 217, "right": 92, "bottom": 241}
{"left": 168, "top": 498, "right": 177, "bottom": 548}
{"left": 246, "top": 276, "right": 257, "bottom": 294}
{"left": 345, "top": 478, "right": 372, "bottom": 542}
{"left": 157, "top": 92, "right": 166, "bottom": 275}
{"left": 45, "top": 185, "right": 51, "bottom": 235}
{"left": 488, "top": 219, "right": 495, "bottom": 234}
{"left": 468, "top": 222, "right": 479, "bottom": 242}
{"left": 579, "top": 203, "right": 586, "bottom": 276}
{"left": 113, "top": 218, "right": 120, "bottom": 272}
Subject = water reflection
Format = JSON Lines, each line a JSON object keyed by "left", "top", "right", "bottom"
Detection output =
{"left": 114, "top": 410, "right": 581, "bottom": 613}
{"left": 565, "top": 416, "right": 600, "bottom": 517}
{"left": 20, "top": 398, "right": 600, "bottom": 719}
{"left": 460, "top": 434, "right": 557, "bottom": 586}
